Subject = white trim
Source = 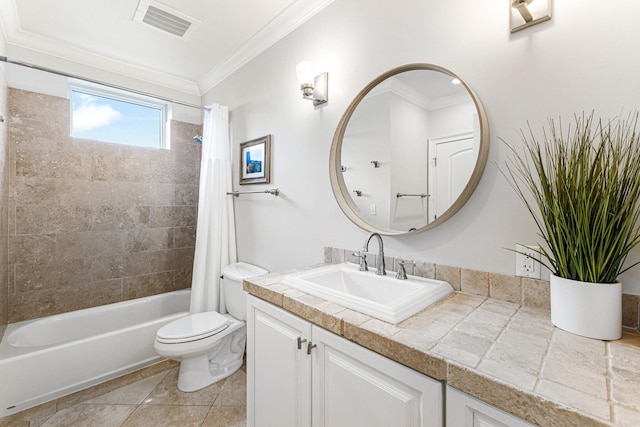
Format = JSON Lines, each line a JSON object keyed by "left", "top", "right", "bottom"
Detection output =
{"left": 0, "top": 0, "right": 333, "bottom": 97}
{"left": 365, "top": 77, "right": 473, "bottom": 112}
{"left": 198, "top": 0, "right": 335, "bottom": 93}
{"left": 69, "top": 79, "right": 170, "bottom": 149}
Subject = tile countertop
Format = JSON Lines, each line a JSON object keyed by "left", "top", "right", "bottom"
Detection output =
{"left": 244, "top": 271, "right": 640, "bottom": 427}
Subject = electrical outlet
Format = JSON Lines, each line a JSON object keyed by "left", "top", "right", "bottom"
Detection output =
{"left": 515, "top": 244, "right": 541, "bottom": 279}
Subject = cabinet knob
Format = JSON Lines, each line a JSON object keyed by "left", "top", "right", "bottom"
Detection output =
{"left": 307, "top": 342, "right": 317, "bottom": 355}
{"left": 297, "top": 337, "right": 307, "bottom": 350}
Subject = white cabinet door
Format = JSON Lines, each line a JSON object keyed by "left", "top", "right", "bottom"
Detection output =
{"left": 247, "top": 295, "right": 312, "bottom": 427}
{"left": 248, "top": 296, "right": 444, "bottom": 427}
{"left": 312, "top": 326, "right": 443, "bottom": 427}
{"left": 446, "top": 386, "right": 537, "bottom": 427}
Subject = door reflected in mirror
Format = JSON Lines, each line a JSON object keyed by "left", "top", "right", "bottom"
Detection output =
{"left": 330, "top": 64, "right": 489, "bottom": 235}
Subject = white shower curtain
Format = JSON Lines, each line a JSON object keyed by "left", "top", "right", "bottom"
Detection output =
{"left": 189, "top": 104, "right": 237, "bottom": 314}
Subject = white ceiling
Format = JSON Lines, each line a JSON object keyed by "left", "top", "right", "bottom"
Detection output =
{"left": 0, "top": 0, "right": 334, "bottom": 97}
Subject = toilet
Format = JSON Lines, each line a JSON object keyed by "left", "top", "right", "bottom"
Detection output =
{"left": 154, "top": 262, "right": 267, "bottom": 392}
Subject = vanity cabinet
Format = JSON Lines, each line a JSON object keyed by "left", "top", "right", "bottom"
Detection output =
{"left": 247, "top": 295, "right": 312, "bottom": 427}
{"left": 446, "top": 386, "right": 537, "bottom": 427}
{"left": 247, "top": 295, "right": 443, "bottom": 427}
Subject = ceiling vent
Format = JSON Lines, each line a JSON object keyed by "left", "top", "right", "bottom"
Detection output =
{"left": 134, "top": 0, "right": 200, "bottom": 39}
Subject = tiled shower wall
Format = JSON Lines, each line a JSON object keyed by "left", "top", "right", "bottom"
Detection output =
{"left": 0, "top": 71, "right": 8, "bottom": 331}
{"left": 7, "top": 88, "right": 202, "bottom": 323}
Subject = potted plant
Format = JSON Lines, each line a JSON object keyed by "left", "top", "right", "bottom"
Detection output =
{"left": 502, "top": 112, "right": 640, "bottom": 340}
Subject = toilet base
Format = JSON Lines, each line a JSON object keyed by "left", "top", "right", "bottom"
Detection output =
{"left": 177, "top": 352, "right": 244, "bottom": 392}
{"left": 163, "top": 319, "right": 246, "bottom": 392}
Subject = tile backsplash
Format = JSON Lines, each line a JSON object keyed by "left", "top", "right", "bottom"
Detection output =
{"left": 324, "top": 247, "right": 640, "bottom": 331}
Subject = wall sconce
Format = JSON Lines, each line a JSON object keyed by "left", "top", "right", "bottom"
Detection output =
{"left": 296, "top": 61, "right": 328, "bottom": 106}
{"left": 510, "top": 0, "right": 552, "bottom": 33}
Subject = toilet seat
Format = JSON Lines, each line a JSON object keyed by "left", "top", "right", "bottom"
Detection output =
{"left": 156, "top": 311, "right": 229, "bottom": 344}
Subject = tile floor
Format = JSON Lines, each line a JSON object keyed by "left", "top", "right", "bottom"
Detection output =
{"left": 0, "top": 361, "right": 247, "bottom": 427}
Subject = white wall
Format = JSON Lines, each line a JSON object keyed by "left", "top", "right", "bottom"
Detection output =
{"left": 203, "top": 0, "right": 640, "bottom": 293}
{"left": 5, "top": 65, "right": 202, "bottom": 125}
{"left": 342, "top": 92, "right": 391, "bottom": 229}
{"left": 390, "top": 94, "right": 429, "bottom": 231}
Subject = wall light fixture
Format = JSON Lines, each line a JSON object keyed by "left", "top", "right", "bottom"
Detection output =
{"left": 510, "top": 0, "right": 552, "bottom": 33}
{"left": 296, "top": 61, "right": 328, "bottom": 106}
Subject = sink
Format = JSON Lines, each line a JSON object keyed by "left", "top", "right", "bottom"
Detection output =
{"left": 281, "top": 262, "right": 453, "bottom": 324}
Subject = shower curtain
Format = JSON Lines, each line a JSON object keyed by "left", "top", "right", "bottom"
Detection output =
{"left": 189, "top": 104, "right": 237, "bottom": 314}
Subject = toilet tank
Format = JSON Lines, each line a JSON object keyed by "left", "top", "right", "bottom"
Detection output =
{"left": 222, "top": 262, "right": 268, "bottom": 320}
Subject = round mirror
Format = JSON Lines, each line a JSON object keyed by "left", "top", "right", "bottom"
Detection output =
{"left": 330, "top": 63, "right": 489, "bottom": 235}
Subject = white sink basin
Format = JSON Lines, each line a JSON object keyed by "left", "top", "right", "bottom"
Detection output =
{"left": 281, "top": 262, "right": 453, "bottom": 324}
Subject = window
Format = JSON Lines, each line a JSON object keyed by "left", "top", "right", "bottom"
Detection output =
{"left": 69, "top": 80, "right": 170, "bottom": 149}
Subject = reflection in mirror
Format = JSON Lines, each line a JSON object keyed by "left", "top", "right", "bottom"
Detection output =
{"left": 330, "top": 64, "right": 489, "bottom": 235}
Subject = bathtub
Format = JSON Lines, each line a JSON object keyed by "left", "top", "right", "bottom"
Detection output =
{"left": 0, "top": 289, "right": 190, "bottom": 418}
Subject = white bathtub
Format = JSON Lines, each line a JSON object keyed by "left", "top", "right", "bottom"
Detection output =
{"left": 0, "top": 289, "right": 190, "bottom": 418}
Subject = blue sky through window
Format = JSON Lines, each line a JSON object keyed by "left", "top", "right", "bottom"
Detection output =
{"left": 71, "top": 90, "right": 163, "bottom": 148}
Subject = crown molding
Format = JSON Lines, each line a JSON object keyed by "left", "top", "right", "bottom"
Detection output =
{"left": 0, "top": 0, "right": 335, "bottom": 99}
{"left": 367, "top": 78, "right": 472, "bottom": 111}
{"left": 0, "top": 0, "right": 197, "bottom": 98}
{"left": 5, "top": 33, "right": 201, "bottom": 97}
{"left": 197, "top": 0, "right": 335, "bottom": 94}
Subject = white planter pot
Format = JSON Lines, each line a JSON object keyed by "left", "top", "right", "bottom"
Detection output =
{"left": 550, "top": 274, "right": 622, "bottom": 340}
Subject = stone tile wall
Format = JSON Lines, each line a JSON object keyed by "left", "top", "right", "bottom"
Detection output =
{"left": 7, "top": 88, "right": 201, "bottom": 322}
{"left": 324, "top": 246, "right": 640, "bottom": 332}
{"left": 0, "top": 70, "right": 8, "bottom": 331}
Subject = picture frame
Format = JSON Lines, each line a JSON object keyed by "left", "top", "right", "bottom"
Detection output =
{"left": 239, "top": 135, "right": 272, "bottom": 185}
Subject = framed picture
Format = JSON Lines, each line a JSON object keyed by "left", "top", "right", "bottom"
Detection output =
{"left": 239, "top": 135, "right": 272, "bottom": 185}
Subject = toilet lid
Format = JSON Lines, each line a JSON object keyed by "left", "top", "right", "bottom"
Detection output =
{"left": 156, "top": 311, "right": 230, "bottom": 344}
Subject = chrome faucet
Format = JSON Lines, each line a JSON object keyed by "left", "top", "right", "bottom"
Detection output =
{"left": 363, "top": 233, "right": 386, "bottom": 275}
{"left": 395, "top": 261, "right": 408, "bottom": 280}
{"left": 353, "top": 250, "right": 368, "bottom": 271}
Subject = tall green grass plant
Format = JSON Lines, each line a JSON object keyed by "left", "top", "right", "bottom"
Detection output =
{"left": 502, "top": 112, "right": 640, "bottom": 283}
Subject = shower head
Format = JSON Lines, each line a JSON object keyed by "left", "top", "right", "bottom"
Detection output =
{"left": 194, "top": 135, "right": 203, "bottom": 144}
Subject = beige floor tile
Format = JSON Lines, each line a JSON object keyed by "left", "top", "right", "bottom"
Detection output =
{"left": 143, "top": 368, "right": 223, "bottom": 406}
{"left": 121, "top": 405, "right": 210, "bottom": 427}
{"left": 214, "top": 370, "right": 246, "bottom": 407}
{"left": 0, "top": 420, "right": 29, "bottom": 427}
{"left": 39, "top": 404, "right": 137, "bottom": 427}
{"left": 56, "top": 374, "right": 146, "bottom": 411}
{"left": 85, "top": 372, "right": 169, "bottom": 405}
{"left": 202, "top": 406, "right": 246, "bottom": 427}
{"left": 0, "top": 401, "right": 57, "bottom": 424}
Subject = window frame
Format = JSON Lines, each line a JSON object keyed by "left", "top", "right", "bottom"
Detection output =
{"left": 68, "top": 79, "right": 171, "bottom": 149}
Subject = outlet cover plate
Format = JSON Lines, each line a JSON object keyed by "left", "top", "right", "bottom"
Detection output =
{"left": 515, "top": 244, "right": 541, "bottom": 279}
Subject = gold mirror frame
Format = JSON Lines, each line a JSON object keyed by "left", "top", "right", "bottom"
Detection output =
{"left": 329, "top": 63, "right": 490, "bottom": 235}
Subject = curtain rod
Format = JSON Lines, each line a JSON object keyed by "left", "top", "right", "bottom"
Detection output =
{"left": 0, "top": 56, "right": 207, "bottom": 111}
